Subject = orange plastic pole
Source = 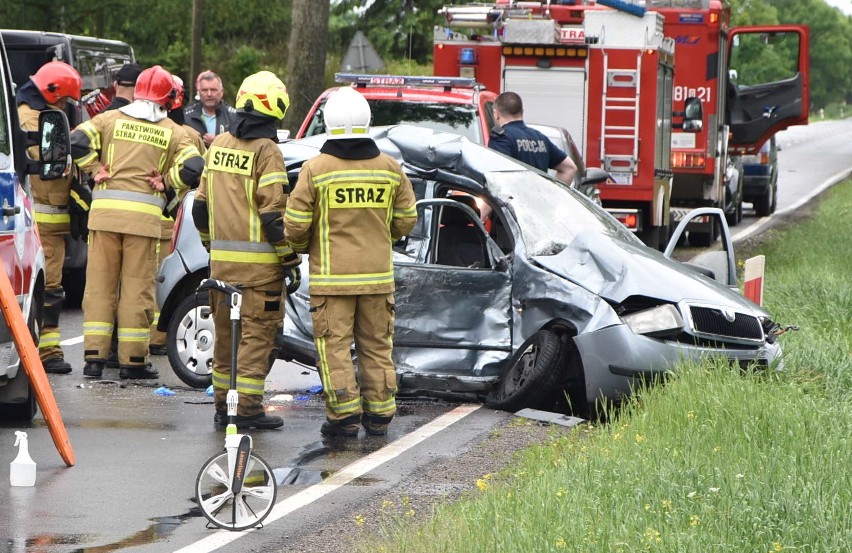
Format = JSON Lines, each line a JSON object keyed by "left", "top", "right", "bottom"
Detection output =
{"left": 0, "top": 260, "right": 75, "bottom": 467}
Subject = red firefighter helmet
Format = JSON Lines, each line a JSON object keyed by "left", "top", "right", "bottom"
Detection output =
{"left": 31, "top": 61, "right": 82, "bottom": 104}
{"left": 171, "top": 75, "right": 185, "bottom": 110}
{"left": 135, "top": 65, "right": 178, "bottom": 110}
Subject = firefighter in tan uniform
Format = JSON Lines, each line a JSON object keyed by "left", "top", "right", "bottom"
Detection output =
{"left": 149, "top": 75, "right": 207, "bottom": 355}
{"left": 285, "top": 87, "right": 417, "bottom": 438}
{"left": 70, "top": 65, "right": 204, "bottom": 380}
{"left": 16, "top": 61, "right": 84, "bottom": 374}
{"left": 192, "top": 71, "right": 300, "bottom": 430}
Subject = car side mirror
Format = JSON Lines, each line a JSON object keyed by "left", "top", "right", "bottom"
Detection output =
{"left": 582, "top": 167, "right": 610, "bottom": 186}
{"left": 682, "top": 97, "right": 704, "bottom": 133}
{"left": 37, "top": 109, "right": 72, "bottom": 181}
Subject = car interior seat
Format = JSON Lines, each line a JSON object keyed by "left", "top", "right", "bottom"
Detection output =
{"left": 436, "top": 196, "right": 487, "bottom": 268}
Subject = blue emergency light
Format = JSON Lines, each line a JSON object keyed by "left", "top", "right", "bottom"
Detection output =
{"left": 459, "top": 47, "right": 477, "bottom": 65}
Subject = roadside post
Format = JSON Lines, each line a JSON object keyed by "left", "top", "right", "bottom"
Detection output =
{"left": 743, "top": 255, "right": 765, "bottom": 306}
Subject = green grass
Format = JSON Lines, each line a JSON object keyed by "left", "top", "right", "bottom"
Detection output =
{"left": 362, "top": 181, "right": 852, "bottom": 552}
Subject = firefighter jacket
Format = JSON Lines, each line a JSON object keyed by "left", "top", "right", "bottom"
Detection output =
{"left": 17, "top": 85, "right": 72, "bottom": 236}
{"left": 70, "top": 110, "right": 204, "bottom": 238}
{"left": 192, "top": 132, "right": 299, "bottom": 288}
{"left": 285, "top": 138, "right": 417, "bottom": 296}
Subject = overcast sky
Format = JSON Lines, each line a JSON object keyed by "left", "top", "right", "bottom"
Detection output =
{"left": 824, "top": 0, "right": 852, "bottom": 15}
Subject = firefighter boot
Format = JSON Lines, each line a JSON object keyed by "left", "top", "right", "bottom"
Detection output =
{"left": 119, "top": 363, "right": 159, "bottom": 380}
{"left": 320, "top": 414, "right": 362, "bottom": 438}
{"left": 214, "top": 410, "right": 284, "bottom": 430}
{"left": 43, "top": 356, "right": 72, "bottom": 374}
{"left": 83, "top": 360, "right": 105, "bottom": 379}
{"left": 362, "top": 413, "right": 393, "bottom": 436}
{"left": 106, "top": 330, "right": 120, "bottom": 368}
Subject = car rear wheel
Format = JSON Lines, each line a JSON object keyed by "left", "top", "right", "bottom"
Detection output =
{"left": 486, "top": 330, "right": 564, "bottom": 412}
{"left": 0, "top": 305, "right": 41, "bottom": 421}
{"left": 167, "top": 291, "right": 214, "bottom": 389}
{"left": 754, "top": 182, "right": 775, "bottom": 217}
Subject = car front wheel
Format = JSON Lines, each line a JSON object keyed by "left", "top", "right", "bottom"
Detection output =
{"left": 167, "top": 290, "right": 214, "bottom": 388}
{"left": 486, "top": 330, "right": 564, "bottom": 412}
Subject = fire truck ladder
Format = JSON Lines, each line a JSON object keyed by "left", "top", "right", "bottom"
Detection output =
{"left": 600, "top": 50, "right": 641, "bottom": 175}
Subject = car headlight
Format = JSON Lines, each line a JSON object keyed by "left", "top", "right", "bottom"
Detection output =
{"left": 622, "top": 304, "right": 684, "bottom": 337}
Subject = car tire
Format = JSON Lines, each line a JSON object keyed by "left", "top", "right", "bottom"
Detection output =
{"left": 167, "top": 290, "right": 214, "bottom": 389}
{"left": 754, "top": 185, "right": 773, "bottom": 217}
{"left": 485, "top": 330, "right": 564, "bottom": 412}
{"left": 0, "top": 305, "right": 41, "bottom": 421}
{"left": 688, "top": 218, "right": 716, "bottom": 248}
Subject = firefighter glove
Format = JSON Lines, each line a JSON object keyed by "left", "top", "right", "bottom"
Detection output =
{"left": 68, "top": 177, "right": 92, "bottom": 240}
{"left": 162, "top": 186, "right": 180, "bottom": 219}
{"left": 284, "top": 266, "right": 301, "bottom": 295}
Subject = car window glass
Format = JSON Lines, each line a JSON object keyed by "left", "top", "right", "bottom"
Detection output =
{"left": 303, "top": 104, "right": 326, "bottom": 137}
{"left": 483, "top": 100, "right": 496, "bottom": 134}
{"left": 0, "top": 67, "right": 9, "bottom": 156}
{"left": 486, "top": 170, "right": 639, "bottom": 256}
{"left": 370, "top": 100, "right": 479, "bottom": 142}
{"left": 393, "top": 177, "right": 429, "bottom": 262}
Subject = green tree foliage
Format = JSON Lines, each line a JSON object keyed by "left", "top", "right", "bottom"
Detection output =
{"left": 1, "top": 0, "right": 848, "bottom": 116}
{"left": 331, "top": 0, "right": 447, "bottom": 64}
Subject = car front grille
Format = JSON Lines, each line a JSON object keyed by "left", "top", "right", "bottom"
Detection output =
{"left": 686, "top": 305, "right": 765, "bottom": 346}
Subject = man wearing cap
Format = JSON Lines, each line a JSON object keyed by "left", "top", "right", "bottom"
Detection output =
{"left": 106, "top": 63, "right": 142, "bottom": 111}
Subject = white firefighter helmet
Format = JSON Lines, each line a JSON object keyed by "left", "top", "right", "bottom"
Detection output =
{"left": 323, "top": 86, "right": 371, "bottom": 139}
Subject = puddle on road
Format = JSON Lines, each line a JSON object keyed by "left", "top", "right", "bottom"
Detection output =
{"left": 17, "top": 513, "right": 191, "bottom": 552}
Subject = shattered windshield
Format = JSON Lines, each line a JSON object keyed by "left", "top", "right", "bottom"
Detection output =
{"left": 486, "top": 171, "right": 638, "bottom": 256}
{"left": 370, "top": 101, "right": 480, "bottom": 142}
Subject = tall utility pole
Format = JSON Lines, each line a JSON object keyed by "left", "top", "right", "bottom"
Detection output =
{"left": 190, "top": 0, "right": 204, "bottom": 101}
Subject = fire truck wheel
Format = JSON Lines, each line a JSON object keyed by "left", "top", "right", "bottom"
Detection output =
{"left": 689, "top": 220, "right": 717, "bottom": 248}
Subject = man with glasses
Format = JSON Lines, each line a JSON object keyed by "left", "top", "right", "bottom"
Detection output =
{"left": 185, "top": 70, "right": 236, "bottom": 147}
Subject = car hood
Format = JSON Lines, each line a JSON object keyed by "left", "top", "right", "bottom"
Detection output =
{"left": 532, "top": 230, "right": 766, "bottom": 314}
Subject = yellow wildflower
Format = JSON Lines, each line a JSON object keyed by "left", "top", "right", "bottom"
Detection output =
{"left": 476, "top": 479, "right": 489, "bottom": 491}
{"left": 355, "top": 514, "right": 366, "bottom": 526}
{"left": 690, "top": 515, "right": 700, "bottom": 527}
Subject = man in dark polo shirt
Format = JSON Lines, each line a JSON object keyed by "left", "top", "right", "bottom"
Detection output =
{"left": 489, "top": 91, "right": 577, "bottom": 184}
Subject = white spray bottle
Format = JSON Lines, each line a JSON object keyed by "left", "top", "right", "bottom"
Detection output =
{"left": 10, "top": 431, "right": 36, "bottom": 487}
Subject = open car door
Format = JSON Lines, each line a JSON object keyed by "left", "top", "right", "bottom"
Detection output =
{"left": 727, "top": 25, "right": 809, "bottom": 154}
{"left": 665, "top": 207, "right": 736, "bottom": 289}
{"left": 392, "top": 198, "right": 512, "bottom": 382}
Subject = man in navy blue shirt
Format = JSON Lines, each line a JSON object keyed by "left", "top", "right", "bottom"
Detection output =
{"left": 489, "top": 91, "right": 577, "bottom": 184}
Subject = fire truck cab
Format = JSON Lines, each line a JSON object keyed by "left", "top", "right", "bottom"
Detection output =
{"left": 434, "top": 0, "right": 809, "bottom": 247}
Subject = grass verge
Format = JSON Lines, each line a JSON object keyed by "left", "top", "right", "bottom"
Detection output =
{"left": 361, "top": 181, "right": 852, "bottom": 552}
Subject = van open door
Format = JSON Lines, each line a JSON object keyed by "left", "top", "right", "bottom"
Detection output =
{"left": 727, "top": 25, "right": 809, "bottom": 154}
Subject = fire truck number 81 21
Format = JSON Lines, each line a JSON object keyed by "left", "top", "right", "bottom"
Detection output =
{"left": 673, "top": 85, "right": 711, "bottom": 104}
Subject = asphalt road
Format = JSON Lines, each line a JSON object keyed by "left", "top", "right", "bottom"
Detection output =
{"left": 1, "top": 118, "right": 850, "bottom": 553}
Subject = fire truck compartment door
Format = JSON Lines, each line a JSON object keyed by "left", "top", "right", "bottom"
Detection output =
{"left": 503, "top": 67, "right": 586, "bottom": 154}
{"left": 727, "top": 26, "right": 809, "bottom": 154}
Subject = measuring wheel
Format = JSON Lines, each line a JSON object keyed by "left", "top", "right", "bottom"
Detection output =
{"left": 195, "top": 448, "right": 277, "bottom": 531}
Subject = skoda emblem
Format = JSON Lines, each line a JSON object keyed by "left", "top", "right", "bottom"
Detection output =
{"left": 721, "top": 309, "right": 736, "bottom": 322}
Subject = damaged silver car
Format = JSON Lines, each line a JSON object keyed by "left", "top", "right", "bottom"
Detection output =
{"left": 158, "top": 125, "right": 785, "bottom": 414}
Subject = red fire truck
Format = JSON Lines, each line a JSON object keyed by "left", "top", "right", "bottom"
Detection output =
{"left": 434, "top": 0, "right": 809, "bottom": 247}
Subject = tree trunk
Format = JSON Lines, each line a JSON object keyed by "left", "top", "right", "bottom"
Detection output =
{"left": 285, "top": 0, "right": 330, "bottom": 136}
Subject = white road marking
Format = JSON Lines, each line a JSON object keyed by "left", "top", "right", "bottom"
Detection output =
{"left": 60, "top": 336, "right": 83, "bottom": 346}
{"left": 732, "top": 166, "right": 852, "bottom": 243}
{"left": 173, "top": 403, "right": 482, "bottom": 553}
